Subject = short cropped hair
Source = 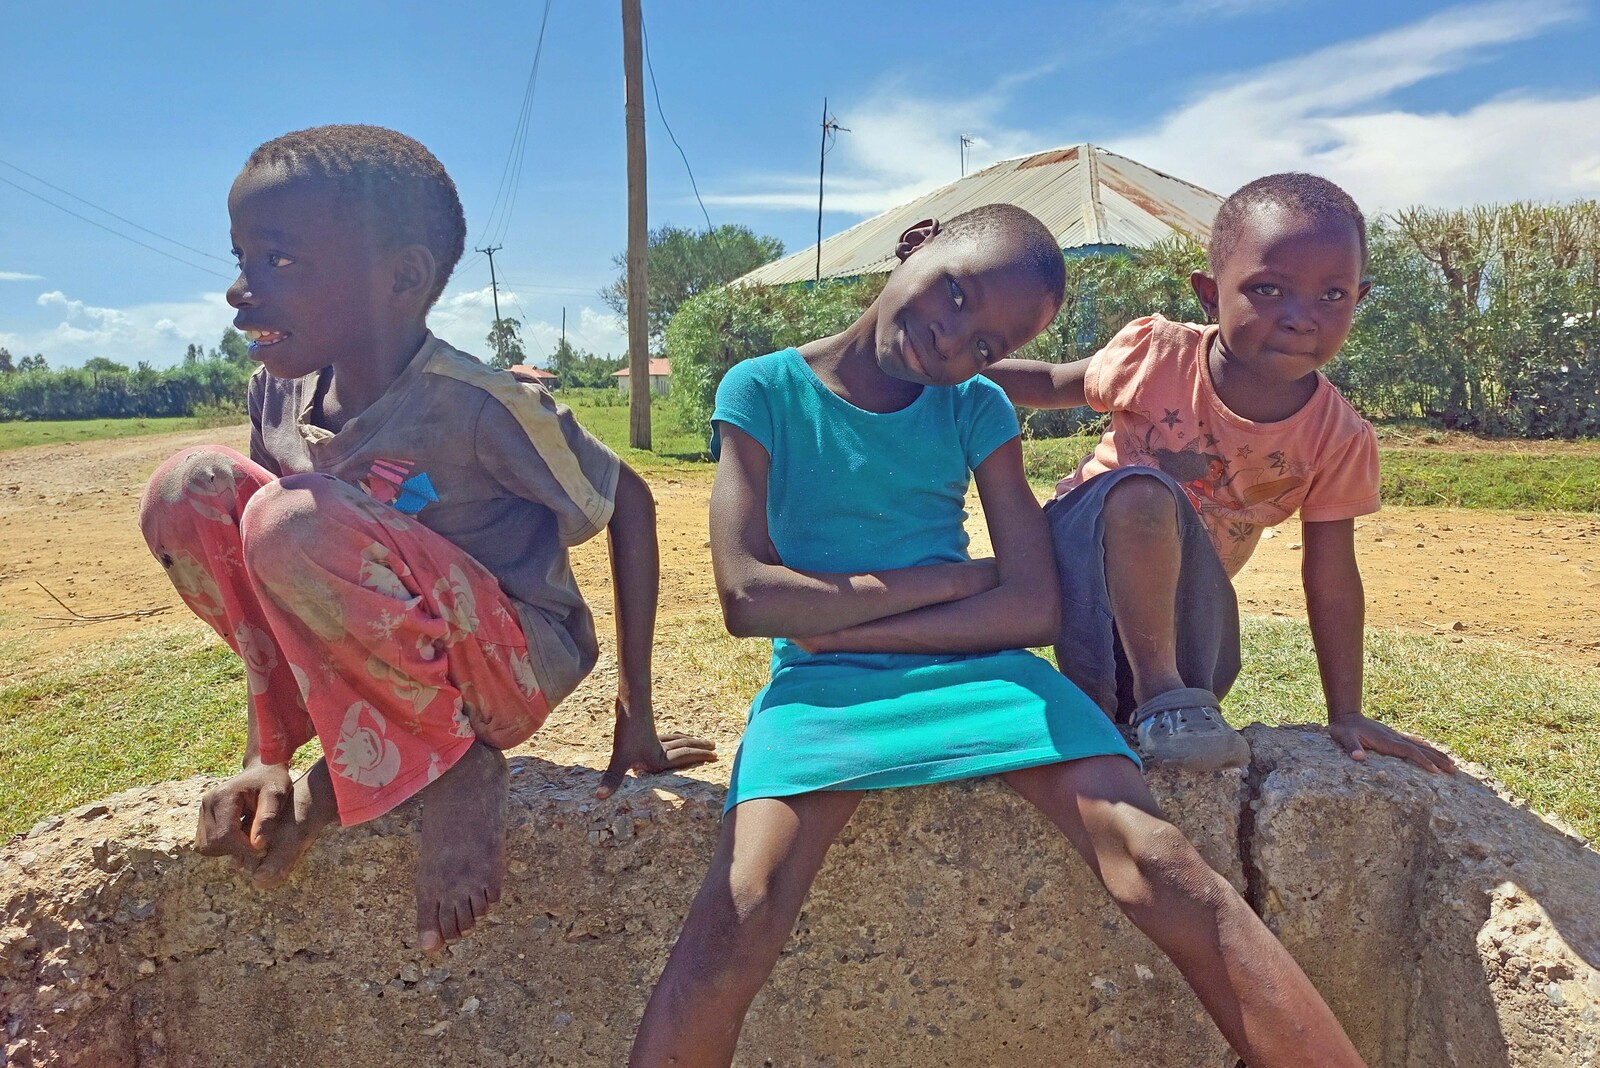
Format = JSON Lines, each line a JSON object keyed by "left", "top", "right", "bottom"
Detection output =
{"left": 943, "top": 203, "right": 1066, "bottom": 307}
{"left": 243, "top": 124, "right": 467, "bottom": 306}
{"left": 1208, "top": 173, "right": 1367, "bottom": 275}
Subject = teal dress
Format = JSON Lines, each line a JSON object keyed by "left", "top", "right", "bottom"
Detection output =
{"left": 713, "top": 349, "right": 1136, "bottom": 812}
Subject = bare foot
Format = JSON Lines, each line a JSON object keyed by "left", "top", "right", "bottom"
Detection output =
{"left": 251, "top": 759, "right": 339, "bottom": 890}
{"left": 415, "top": 742, "right": 508, "bottom": 953}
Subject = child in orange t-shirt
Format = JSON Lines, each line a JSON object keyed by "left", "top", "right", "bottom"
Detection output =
{"left": 986, "top": 172, "right": 1454, "bottom": 774}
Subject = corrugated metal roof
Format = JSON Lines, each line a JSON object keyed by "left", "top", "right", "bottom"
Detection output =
{"left": 735, "top": 143, "right": 1221, "bottom": 287}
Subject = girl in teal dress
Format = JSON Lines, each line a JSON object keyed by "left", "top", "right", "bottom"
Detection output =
{"left": 630, "top": 206, "right": 1364, "bottom": 1068}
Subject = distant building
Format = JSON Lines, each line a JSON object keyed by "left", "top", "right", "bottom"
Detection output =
{"left": 613, "top": 358, "right": 671, "bottom": 397}
{"left": 508, "top": 364, "right": 560, "bottom": 389}
{"left": 735, "top": 143, "right": 1222, "bottom": 287}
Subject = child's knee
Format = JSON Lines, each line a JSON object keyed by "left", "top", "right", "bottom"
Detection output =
{"left": 139, "top": 446, "right": 252, "bottom": 547}
{"left": 239, "top": 475, "right": 341, "bottom": 577}
{"left": 1102, "top": 474, "right": 1180, "bottom": 532}
{"left": 1100, "top": 812, "right": 1227, "bottom": 914}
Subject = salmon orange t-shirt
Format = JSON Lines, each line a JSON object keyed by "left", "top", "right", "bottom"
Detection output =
{"left": 1054, "top": 315, "right": 1380, "bottom": 577}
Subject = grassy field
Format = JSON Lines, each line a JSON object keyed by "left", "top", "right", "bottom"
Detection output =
{"left": 1020, "top": 435, "right": 1600, "bottom": 512}
{"left": 0, "top": 622, "right": 317, "bottom": 840}
{"left": 0, "top": 416, "right": 200, "bottom": 451}
{"left": 3, "top": 612, "right": 1594, "bottom": 843}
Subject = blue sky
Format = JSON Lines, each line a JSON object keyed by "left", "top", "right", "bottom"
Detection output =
{"left": 4, "top": 0, "right": 1599, "bottom": 369}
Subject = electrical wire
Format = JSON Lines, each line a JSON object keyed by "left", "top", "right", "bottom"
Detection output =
{"left": 0, "top": 156, "right": 234, "bottom": 266}
{"left": 0, "top": 173, "right": 232, "bottom": 280}
{"left": 474, "top": 0, "right": 555, "bottom": 250}
{"left": 640, "top": 12, "right": 716, "bottom": 238}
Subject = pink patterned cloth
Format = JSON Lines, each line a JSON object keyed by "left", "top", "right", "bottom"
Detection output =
{"left": 140, "top": 446, "right": 550, "bottom": 825}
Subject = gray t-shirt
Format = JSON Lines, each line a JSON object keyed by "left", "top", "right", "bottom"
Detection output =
{"left": 248, "top": 332, "right": 620, "bottom": 705}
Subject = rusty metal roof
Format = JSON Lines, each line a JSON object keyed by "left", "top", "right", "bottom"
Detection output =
{"left": 735, "top": 143, "right": 1222, "bottom": 287}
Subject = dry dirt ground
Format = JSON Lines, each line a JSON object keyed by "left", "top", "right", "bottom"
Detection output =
{"left": 2, "top": 426, "right": 1597, "bottom": 758}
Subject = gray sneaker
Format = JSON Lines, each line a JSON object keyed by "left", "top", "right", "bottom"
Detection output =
{"left": 1130, "top": 687, "right": 1250, "bottom": 771}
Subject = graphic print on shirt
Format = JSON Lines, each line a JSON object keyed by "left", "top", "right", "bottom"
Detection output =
{"left": 357, "top": 457, "right": 439, "bottom": 516}
{"left": 1124, "top": 423, "right": 1307, "bottom": 548}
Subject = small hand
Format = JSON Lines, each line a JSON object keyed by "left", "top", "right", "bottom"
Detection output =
{"left": 1328, "top": 713, "right": 1456, "bottom": 774}
{"left": 792, "top": 631, "right": 836, "bottom": 655}
{"left": 195, "top": 761, "right": 295, "bottom": 870}
{"left": 597, "top": 696, "right": 718, "bottom": 799}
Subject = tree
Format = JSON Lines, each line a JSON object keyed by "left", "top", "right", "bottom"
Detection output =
{"left": 219, "top": 327, "right": 250, "bottom": 365}
{"left": 18, "top": 354, "right": 48, "bottom": 372}
{"left": 184, "top": 343, "right": 204, "bottom": 365}
{"left": 485, "top": 317, "right": 528, "bottom": 370}
{"left": 602, "top": 224, "right": 784, "bottom": 347}
{"left": 0, "top": 348, "right": 13, "bottom": 374}
{"left": 550, "top": 337, "right": 581, "bottom": 389}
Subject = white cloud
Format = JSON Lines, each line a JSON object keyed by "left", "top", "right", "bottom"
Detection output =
{"left": 1111, "top": 0, "right": 1600, "bottom": 210}
{"left": 704, "top": 70, "right": 1054, "bottom": 218}
{"left": 15, "top": 289, "right": 232, "bottom": 367}
{"left": 0, "top": 271, "right": 42, "bottom": 282}
{"left": 426, "top": 284, "right": 626, "bottom": 364}
{"left": 706, "top": 0, "right": 1600, "bottom": 230}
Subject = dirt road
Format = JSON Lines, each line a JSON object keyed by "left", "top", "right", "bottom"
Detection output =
{"left": 2, "top": 426, "right": 1596, "bottom": 685}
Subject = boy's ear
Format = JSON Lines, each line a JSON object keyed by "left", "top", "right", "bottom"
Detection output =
{"left": 392, "top": 244, "right": 438, "bottom": 305}
{"left": 1189, "top": 271, "right": 1219, "bottom": 324}
{"left": 895, "top": 218, "right": 941, "bottom": 262}
{"left": 1355, "top": 278, "right": 1373, "bottom": 305}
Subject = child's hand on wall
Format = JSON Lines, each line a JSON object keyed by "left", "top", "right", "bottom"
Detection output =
{"left": 596, "top": 694, "right": 717, "bottom": 799}
{"left": 1328, "top": 712, "right": 1456, "bottom": 774}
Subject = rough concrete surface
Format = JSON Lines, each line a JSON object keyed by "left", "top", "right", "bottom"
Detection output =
{"left": 2, "top": 727, "right": 1595, "bottom": 1067}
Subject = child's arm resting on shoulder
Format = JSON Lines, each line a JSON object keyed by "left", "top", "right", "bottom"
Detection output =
{"left": 982, "top": 357, "right": 1091, "bottom": 410}
{"left": 799, "top": 437, "right": 1060, "bottom": 655}
{"left": 711, "top": 424, "right": 1000, "bottom": 639}
{"left": 596, "top": 461, "right": 717, "bottom": 799}
{"left": 1302, "top": 518, "right": 1455, "bottom": 774}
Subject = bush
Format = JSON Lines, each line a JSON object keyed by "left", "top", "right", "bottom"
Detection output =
{"left": 1336, "top": 202, "right": 1600, "bottom": 438}
{"left": 664, "top": 277, "right": 886, "bottom": 444}
{"left": 0, "top": 358, "right": 251, "bottom": 422}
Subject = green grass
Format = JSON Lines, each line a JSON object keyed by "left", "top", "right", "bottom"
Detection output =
{"left": 1019, "top": 435, "right": 1599, "bottom": 512}
{"left": 1380, "top": 451, "right": 1600, "bottom": 510}
{"left": 556, "top": 391, "right": 710, "bottom": 466}
{"left": 0, "top": 625, "right": 318, "bottom": 840}
{"left": 0, "top": 416, "right": 205, "bottom": 452}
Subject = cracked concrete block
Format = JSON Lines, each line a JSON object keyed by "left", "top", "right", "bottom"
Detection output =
{"left": 3, "top": 729, "right": 1596, "bottom": 1067}
{"left": 1245, "top": 725, "right": 1600, "bottom": 1068}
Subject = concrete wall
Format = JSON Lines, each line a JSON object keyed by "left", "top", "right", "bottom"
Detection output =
{"left": 3, "top": 727, "right": 1597, "bottom": 1067}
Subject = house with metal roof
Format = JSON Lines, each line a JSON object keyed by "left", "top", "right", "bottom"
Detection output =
{"left": 735, "top": 143, "right": 1223, "bottom": 287}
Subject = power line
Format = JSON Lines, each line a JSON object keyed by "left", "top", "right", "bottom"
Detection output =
{"left": 640, "top": 12, "right": 715, "bottom": 237}
{"left": 474, "top": 0, "right": 555, "bottom": 249}
{"left": 0, "top": 173, "right": 231, "bottom": 280}
{"left": 0, "top": 156, "right": 234, "bottom": 266}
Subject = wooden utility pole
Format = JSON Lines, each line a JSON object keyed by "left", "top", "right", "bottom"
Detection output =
{"left": 815, "top": 101, "right": 846, "bottom": 284}
{"left": 622, "top": 0, "right": 650, "bottom": 449}
{"left": 476, "top": 243, "right": 504, "bottom": 362}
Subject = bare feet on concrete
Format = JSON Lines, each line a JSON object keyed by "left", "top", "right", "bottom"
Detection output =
{"left": 415, "top": 741, "right": 508, "bottom": 953}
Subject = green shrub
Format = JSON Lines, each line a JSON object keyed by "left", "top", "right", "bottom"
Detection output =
{"left": 664, "top": 277, "right": 886, "bottom": 444}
